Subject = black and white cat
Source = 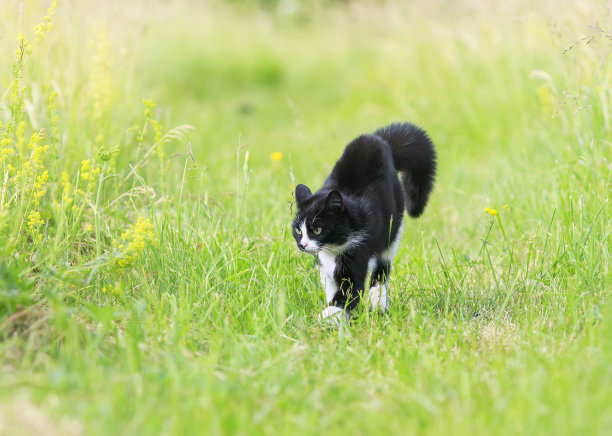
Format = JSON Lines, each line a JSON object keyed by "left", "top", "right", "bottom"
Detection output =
{"left": 292, "top": 122, "right": 436, "bottom": 321}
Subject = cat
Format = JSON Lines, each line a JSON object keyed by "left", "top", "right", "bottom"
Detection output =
{"left": 291, "top": 122, "right": 436, "bottom": 321}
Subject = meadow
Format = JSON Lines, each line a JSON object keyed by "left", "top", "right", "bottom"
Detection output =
{"left": 0, "top": 0, "right": 610, "bottom": 434}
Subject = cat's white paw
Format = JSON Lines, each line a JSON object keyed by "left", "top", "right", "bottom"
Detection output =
{"left": 319, "top": 306, "right": 344, "bottom": 325}
{"left": 368, "top": 284, "right": 388, "bottom": 312}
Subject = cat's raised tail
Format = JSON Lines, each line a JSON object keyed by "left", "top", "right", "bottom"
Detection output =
{"left": 374, "top": 122, "right": 437, "bottom": 218}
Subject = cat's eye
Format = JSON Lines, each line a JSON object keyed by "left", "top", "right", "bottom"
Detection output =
{"left": 295, "top": 227, "right": 302, "bottom": 235}
{"left": 313, "top": 227, "right": 322, "bottom": 235}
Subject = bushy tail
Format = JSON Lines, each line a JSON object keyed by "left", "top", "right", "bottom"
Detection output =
{"left": 375, "top": 122, "right": 437, "bottom": 218}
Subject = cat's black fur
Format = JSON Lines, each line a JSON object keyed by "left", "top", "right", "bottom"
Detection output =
{"left": 292, "top": 122, "right": 436, "bottom": 315}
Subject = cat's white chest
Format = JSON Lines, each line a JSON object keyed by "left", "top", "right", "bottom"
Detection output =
{"left": 318, "top": 251, "right": 338, "bottom": 304}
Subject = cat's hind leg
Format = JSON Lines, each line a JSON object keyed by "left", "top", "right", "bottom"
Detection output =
{"left": 368, "top": 257, "right": 390, "bottom": 311}
{"left": 368, "top": 225, "right": 402, "bottom": 311}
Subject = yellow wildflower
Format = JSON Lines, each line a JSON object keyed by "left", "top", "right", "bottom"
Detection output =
{"left": 27, "top": 210, "right": 44, "bottom": 241}
{"left": 60, "top": 171, "right": 72, "bottom": 205}
{"left": 33, "top": 0, "right": 58, "bottom": 45}
{"left": 48, "top": 91, "right": 60, "bottom": 140}
{"left": 270, "top": 151, "right": 283, "bottom": 161}
{"left": 34, "top": 187, "right": 46, "bottom": 201}
{"left": 36, "top": 170, "right": 48, "bottom": 186}
{"left": 142, "top": 99, "right": 156, "bottom": 118}
{"left": 80, "top": 159, "right": 91, "bottom": 181}
{"left": 113, "top": 217, "right": 157, "bottom": 268}
{"left": 102, "top": 283, "right": 120, "bottom": 295}
{"left": 151, "top": 119, "right": 163, "bottom": 144}
{"left": 27, "top": 132, "right": 41, "bottom": 150}
{"left": 15, "top": 121, "right": 27, "bottom": 151}
{"left": 0, "top": 138, "right": 15, "bottom": 165}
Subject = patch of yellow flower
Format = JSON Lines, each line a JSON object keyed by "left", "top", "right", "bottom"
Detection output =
{"left": 485, "top": 204, "right": 510, "bottom": 216}
{"left": 80, "top": 159, "right": 91, "bottom": 181}
{"left": 78, "top": 159, "right": 101, "bottom": 193}
{"left": 112, "top": 217, "right": 157, "bottom": 268}
{"left": 15, "top": 121, "right": 27, "bottom": 151}
{"left": 142, "top": 99, "right": 156, "bottom": 118}
{"left": 270, "top": 151, "right": 283, "bottom": 161}
{"left": 60, "top": 171, "right": 72, "bottom": 205}
{"left": 102, "top": 283, "right": 121, "bottom": 296}
{"left": 27, "top": 210, "right": 45, "bottom": 242}
{"left": 47, "top": 91, "right": 60, "bottom": 141}
{"left": 33, "top": 0, "right": 58, "bottom": 45}
{"left": 0, "top": 137, "right": 15, "bottom": 166}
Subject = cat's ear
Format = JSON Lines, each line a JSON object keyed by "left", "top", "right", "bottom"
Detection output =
{"left": 295, "top": 184, "right": 312, "bottom": 208}
{"left": 324, "top": 190, "right": 344, "bottom": 212}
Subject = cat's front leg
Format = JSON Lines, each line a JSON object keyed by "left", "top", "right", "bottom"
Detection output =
{"left": 317, "top": 251, "right": 346, "bottom": 323}
{"left": 328, "top": 250, "right": 370, "bottom": 315}
{"left": 318, "top": 306, "right": 345, "bottom": 325}
{"left": 318, "top": 251, "right": 338, "bottom": 306}
{"left": 318, "top": 249, "right": 370, "bottom": 322}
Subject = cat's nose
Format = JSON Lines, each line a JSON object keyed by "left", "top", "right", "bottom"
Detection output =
{"left": 300, "top": 241, "right": 309, "bottom": 249}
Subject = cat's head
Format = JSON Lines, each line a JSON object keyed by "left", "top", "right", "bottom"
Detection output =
{"left": 291, "top": 184, "right": 351, "bottom": 254}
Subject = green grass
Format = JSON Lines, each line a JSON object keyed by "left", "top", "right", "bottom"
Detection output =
{"left": 0, "top": 0, "right": 611, "bottom": 434}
